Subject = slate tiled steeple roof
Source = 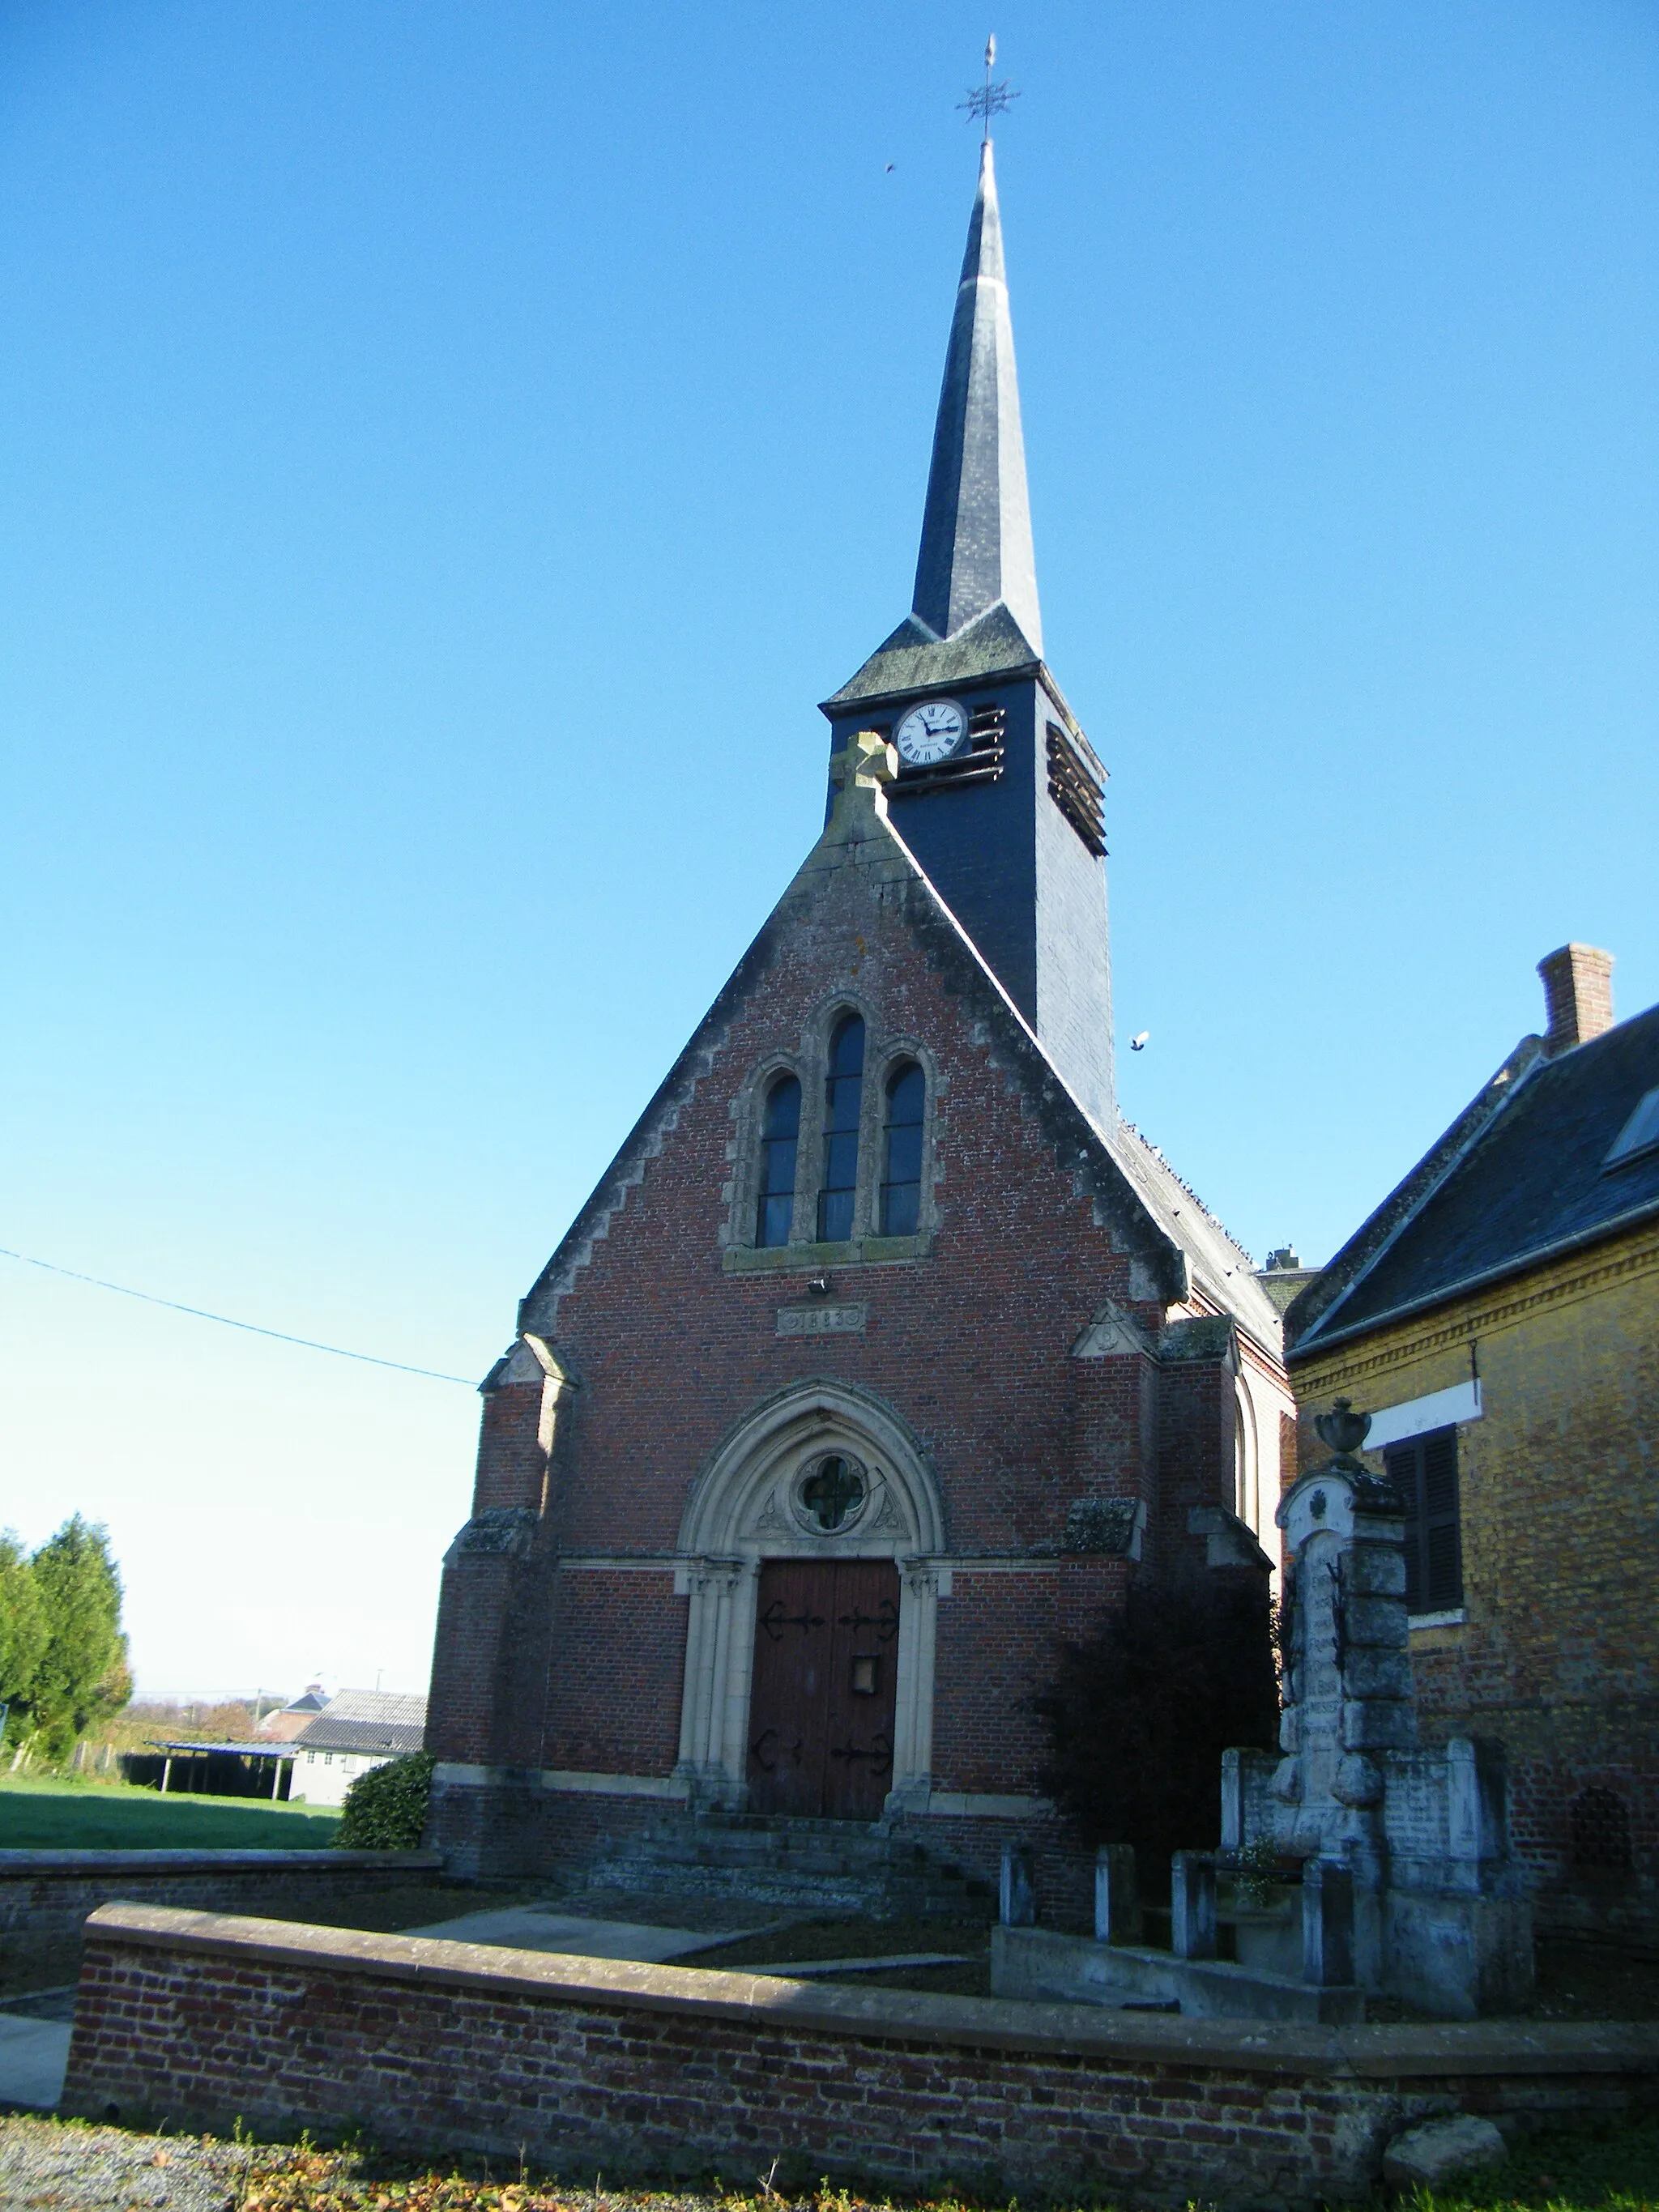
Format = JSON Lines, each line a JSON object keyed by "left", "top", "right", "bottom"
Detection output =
{"left": 911, "top": 139, "right": 1042, "bottom": 656}
{"left": 829, "top": 139, "right": 1047, "bottom": 711}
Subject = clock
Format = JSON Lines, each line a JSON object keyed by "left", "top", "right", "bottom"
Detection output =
{"left": 893, "top": 698, "right": 967, "bottom": 767}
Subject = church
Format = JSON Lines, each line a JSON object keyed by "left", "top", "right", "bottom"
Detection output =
{"left": 426, "top": 137, "right": 1294, "bottom": 1903}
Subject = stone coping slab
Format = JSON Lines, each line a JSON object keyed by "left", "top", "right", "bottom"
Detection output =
{"left": 0, "top": 1849, "right": 441, "bottom": 1876}
{"left": 82, "top": 1903, "right": 1659, "bottom": 2082}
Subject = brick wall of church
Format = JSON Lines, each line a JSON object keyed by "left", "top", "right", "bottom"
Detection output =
{"left": 542, "top": 1570, "right": 687, "bottom": 1775}
{"left": 929, "top": 1561, "right": 1129, "bottom": 1797}
{"left": 426, "top": 821, "right": 1277, "bottom": 1882}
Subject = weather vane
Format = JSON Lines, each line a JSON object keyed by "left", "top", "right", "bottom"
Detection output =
{"left": 958, "top": 33, "right": 1020, "bottom": 143}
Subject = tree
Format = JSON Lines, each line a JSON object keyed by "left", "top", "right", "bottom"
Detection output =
{"left": 1034, "top": 1571, "right": 1279, "bottom": 1898}
{"left": 0, "top": 1532, "right": 49, "bottom": 1742}
{"left": 25, "top": 1516, "right": 130, "bottom": 1762}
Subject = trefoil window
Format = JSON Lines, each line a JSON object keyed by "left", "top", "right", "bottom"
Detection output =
{"left": 755, "top": 1075, "right": 801, "bottom": 1247}
{"left": 1384, "top": 1426, "right": 1463, "bottom": 1613}
{"left": 880, "top": 1061, "right": 925, "bottom": 1235}
{"left": 817, "top": 1016, "right": 865, "bottom": 1242}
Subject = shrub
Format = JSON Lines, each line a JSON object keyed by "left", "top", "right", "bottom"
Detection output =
{"left": 1034, "top": 1571, "right": 1278, "bottom": 1898}
{"left": 333, "top": 1751, "right": 436, "bottom": 1850}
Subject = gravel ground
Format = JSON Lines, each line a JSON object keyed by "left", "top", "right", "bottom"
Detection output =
{"left": 0, "top": 2117, "right": 250, "bottom": 2210}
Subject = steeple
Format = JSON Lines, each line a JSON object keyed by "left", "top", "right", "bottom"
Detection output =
{"left": 821, "top": 106, "right": 1115, "bottom": 1136}
{"left": 911, "top": 139, "right": 1043, "bottom": 657}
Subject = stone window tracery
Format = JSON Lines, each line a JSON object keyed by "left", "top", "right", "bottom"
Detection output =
{"left": 728, "top": 1010, "right": 937, "bottom": 1261}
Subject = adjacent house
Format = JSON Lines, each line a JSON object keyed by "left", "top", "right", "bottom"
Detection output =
{"left": 257, "top": 1686, "right": 329, "bottom": 1743}
{"left": 1285, "top": 945, "right": 1659, "bottom": 1936}
{"left": 289, "top": 1688, "right": 426, "bottom": 1809}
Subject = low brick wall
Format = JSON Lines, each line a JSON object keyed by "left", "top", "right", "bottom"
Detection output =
{"left": 64, "top": 1903, "right": 1659, "bottom": 2203}
{"left": 0, "top": 1850, "right": 444, "bottom": 1954}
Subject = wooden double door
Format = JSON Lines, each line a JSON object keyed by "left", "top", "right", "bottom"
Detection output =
{"left": 746, "top": 1559, "right": 900, "bottom": 1821}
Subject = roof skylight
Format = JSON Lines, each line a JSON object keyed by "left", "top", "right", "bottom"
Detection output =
{"left": 1604, "top": 1084, "right": 1659, "bottom": 1170}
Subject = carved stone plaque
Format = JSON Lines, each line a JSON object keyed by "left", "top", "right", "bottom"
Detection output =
{"left": 776, "top": 1302, "right": 868, "bottom": 1337}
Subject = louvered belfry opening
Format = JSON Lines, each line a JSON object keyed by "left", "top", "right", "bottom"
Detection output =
{"left": 1045, "top": 721, "right": 1106, "bottom": 858}
{"left": 1384, "top": 1426, "right": 1464, "bottom": 1613}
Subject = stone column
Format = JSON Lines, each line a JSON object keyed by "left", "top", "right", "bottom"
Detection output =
{"left": 673, "top": 1559, "right": 746, "bottom": 1803}
{"left": 889, "top": 1561, "right": 943, "bottom": 1813}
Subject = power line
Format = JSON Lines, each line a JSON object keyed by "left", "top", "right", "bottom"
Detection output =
{"left": 0, "top": 1246, "right": 477, "bottom": 1387}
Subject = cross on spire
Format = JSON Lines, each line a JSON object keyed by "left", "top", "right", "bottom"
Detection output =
{"left": 958, "top": 32, "right": 1020, "bottom": 143}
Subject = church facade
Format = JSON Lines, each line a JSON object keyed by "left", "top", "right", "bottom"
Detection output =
{"left": 425, "top": 143, "right": 1293, "bottom": 1899}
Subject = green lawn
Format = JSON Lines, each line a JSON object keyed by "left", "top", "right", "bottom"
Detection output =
{"left": 0, "top": 1774, "right": 341, "bottom": 1851}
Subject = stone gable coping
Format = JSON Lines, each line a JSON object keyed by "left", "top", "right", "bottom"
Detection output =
{"left": 80, "top": 1901, "right": 1659, "bottom": 2083}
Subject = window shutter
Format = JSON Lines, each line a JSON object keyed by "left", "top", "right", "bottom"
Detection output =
{"left": 1384, "top": 1426, "right": 1463, "bottom": 1614}
{"left": 1421, "top": 1429, "right": 1463, "bottom": 1609}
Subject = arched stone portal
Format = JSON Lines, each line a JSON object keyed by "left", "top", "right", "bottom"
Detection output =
{"left": 673, "top": 1379, "right": 947, "bottom": 1814}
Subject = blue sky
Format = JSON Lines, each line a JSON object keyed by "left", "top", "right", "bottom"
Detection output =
{"left": 2, "top": 2, "right": 1654, "bottom": 1700}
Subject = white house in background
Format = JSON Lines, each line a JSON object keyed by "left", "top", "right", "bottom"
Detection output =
{"left": 288, "top": 1688, "right": 426, "bottom": 1808}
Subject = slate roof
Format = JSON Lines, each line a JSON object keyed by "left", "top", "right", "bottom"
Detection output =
{"left": 825, "top": 607, "right": 1042, "bottom": 710}
{"left": 824, "top": 139, "right": 1059, "bottom": 718}
{"left": 294, "top": 1688, "right": 427, "bottom": 1758}
{"left": 1288, "top": 1000, "right": 1659, "bottom": 1353}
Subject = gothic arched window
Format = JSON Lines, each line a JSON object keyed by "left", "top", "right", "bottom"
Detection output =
{"left": 755, "top": 1074, "right": 801, "bottom": 1247}
{"left": 817, "top": 1014, "right": 865, "bottom": 1242}
{"left": 879, "top": 1061, "right": 925, "bottom": 1235}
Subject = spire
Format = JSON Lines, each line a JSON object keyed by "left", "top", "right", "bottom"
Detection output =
{"left": 911, "top": 139, "right": 1043, "bottom": 657}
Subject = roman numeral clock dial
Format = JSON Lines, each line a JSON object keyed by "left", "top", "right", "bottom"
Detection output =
{"left": 893, "top": 698, "right": 967, "bottom": 767}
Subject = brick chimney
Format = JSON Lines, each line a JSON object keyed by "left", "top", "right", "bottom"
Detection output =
{"left": 1537, "top": 944, "right": 1615, "bottom": 1055}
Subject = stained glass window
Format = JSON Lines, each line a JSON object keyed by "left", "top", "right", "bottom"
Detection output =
{"left": 817, "top": 1016, "right": 865, "bottom": 1242}
{"left": 880, "top": 1061, "right": 925, "bottom": 1235}
{"left": 755, "top": 1074, "right": 801, "bottom": 1247}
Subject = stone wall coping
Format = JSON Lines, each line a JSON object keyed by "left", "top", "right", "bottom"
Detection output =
{"left": 83, "top": 1902, "right": 1659, "bottom": 2083}
{"left": 2, "top": 1850, "right": 442, "bottom": 1878}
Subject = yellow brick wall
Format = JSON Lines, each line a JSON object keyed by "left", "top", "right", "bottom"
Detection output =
{"left": 1290, "top": 1221, "right": 1659, "bottom": 1933}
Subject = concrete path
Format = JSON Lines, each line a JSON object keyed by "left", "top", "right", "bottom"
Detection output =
{"left": 403, "top": 1904, "right": 771, "bottom": 1963}
{"left": 0, "top": 2007, "right": 74, "bottom": 2112}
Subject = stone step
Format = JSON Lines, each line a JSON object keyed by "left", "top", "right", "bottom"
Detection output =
{"left": 580, "top": 1809, "right": 995, "bottom": 1923}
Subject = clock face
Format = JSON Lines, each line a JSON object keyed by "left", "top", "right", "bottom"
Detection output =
{"left": 893, "top": 698, "right": 967, "bottom": 767}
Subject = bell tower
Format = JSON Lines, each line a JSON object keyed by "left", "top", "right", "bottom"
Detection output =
{"left": 819, "top": 135, "right": 1115, "bottom": 1131}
